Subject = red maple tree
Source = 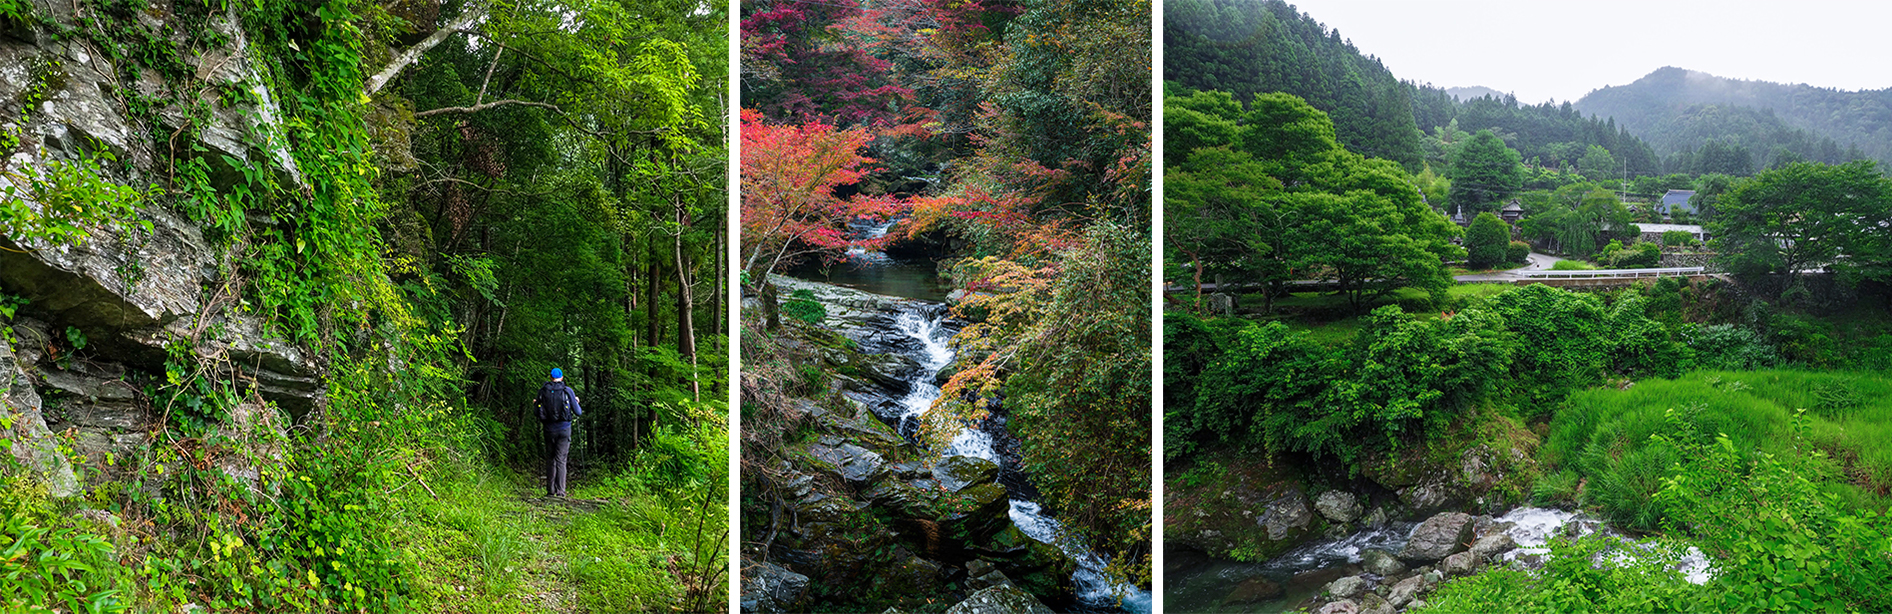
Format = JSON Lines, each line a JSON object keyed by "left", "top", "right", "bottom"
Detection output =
{"left": 740, "top": 110, "right": 909, "bottom": 283}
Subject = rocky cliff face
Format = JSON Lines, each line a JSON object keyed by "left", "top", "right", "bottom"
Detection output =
{"left": 0, "top": 0, "right": 317, "bottom": 499}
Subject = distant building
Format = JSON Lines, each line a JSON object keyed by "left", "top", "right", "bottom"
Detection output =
{"left": 1660, "top": 190, "right": 1697, "bottom": 216}
{"left": 1499, "top": 200, "right": 1525, "bottom": 223}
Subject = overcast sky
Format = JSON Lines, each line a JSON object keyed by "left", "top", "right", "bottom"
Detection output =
{"left": 1279, "top": 0, "right": 1892, "bottom": 104}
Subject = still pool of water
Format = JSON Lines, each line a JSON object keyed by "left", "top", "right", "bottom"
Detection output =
{"left": 785, "top": 257, "right": 950, "bottom": 301}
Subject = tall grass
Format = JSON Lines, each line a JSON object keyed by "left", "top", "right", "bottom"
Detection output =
{"left": 1545, "top": 370, "right": 1892, "bottom": 530}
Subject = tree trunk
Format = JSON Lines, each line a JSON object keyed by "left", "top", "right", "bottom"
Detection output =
{"left": 675, "top": 204, "right": 699, "bottom": 402}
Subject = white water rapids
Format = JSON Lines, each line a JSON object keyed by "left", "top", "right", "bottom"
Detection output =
{"left": 889, "top": 306, "right": 1152, "bottom": 613}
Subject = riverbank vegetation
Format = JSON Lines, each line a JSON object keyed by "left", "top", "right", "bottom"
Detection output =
{"left": 2, "top": 0, "right": 726, "bottom": 611}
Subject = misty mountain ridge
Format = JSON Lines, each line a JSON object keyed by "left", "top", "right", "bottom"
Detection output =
{"left": 1445, "top": 86, "right": 1507, "bottom": 101}
{"left": 1575, "top": 66, "right": 1892, "bottom": 165}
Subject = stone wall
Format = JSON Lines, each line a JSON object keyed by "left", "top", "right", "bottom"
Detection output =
{"left": 1659, "top": 251, "right": 1719, "bottom": 269}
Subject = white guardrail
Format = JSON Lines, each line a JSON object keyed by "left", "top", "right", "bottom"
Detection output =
{"left": 1517, "top": 266, "right": 1705, "bottom": 279}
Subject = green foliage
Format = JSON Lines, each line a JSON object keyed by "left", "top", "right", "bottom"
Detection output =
{"left": 1418, "top": 534, "right": 1699, "bottom": 613}
{"left": 1604, "top": 241, "right": 1663, "bottom": 268}
{"left": 1711, "top": 161, "right": 1892, "bottom": 286}
{"left": 1165, "top": 88, "right": 1460, "bottom": 313}
{"left": 1662, "top": 230, "right": 1699, "bottom": 247}
{"left": 1004, "top": 223, "right": 1152, "bottom": 565}
{"left": 780, "top": 289, "right": 827, "bottom": 324}
{"left": 1, "top": 150, "right": 153, "bottom": 247}
{"left": 1465, "top": 212, "right": 1509, "bottom": 268}
{"left": 1654, "top": 416, "right": 1892, "bottom": 612}
{"left": 1546, "top": 371, "right": 1892, "bottom": 531}
{"left": 1165, "top": 0, "right": 1424, "bottom": 169}
{"left": 1680, "top": 324, "right": 1780, "bottom": 371}
{"left": 1448, "top": 130, "right": 1524, "bottom": 214}
{"left": 1171, "top": 305, "right": 1511, "bottom": 467}
{"left": 1506, "top": 240, "right": 1531, "bottom": 264}
{"left": 1550, "top": 259, "right": 1597, "bottom": 271}
{"left": 0, "top": 487, "right": 131, "bottom": 614}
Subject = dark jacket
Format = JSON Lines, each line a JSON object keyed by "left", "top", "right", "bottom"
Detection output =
{"left": 535, "top": 381, "right": 583, "bottom": 432}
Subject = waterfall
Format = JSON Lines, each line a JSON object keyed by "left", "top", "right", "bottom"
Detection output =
{"left": 888, "top": 304, "right": 1150, "bottom": 613}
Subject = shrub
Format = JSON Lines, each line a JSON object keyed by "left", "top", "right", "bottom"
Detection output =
{"left": 1506, "top": 241, "right": 1531, "bottom": 263}
{"left": 1550, "top": 260, "right": 1596, "bottom": 271}
{"left": 1465, "top": 212, "right": 1510, "bottom": 268}
{"left": 780, "top": 289, "right": 826, "bottom": 324}
{"left": 1606, "top": 242, "right": 1662, "bottom": 268}
{"left": 1661, "top": 230, "right": 1698, "bottom": 247}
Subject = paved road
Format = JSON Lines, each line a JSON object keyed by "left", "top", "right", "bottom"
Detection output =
{"left": 1454, "top": 252, "right": 1570, "bottom": 283}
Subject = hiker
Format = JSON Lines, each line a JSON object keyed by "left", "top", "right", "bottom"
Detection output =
{"left": 535, "top": 368, "right": 583, "bottom": 498}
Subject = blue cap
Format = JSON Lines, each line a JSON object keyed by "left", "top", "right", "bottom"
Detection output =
{"left": 551, "top": 367, "right": 563, "bottom": 379}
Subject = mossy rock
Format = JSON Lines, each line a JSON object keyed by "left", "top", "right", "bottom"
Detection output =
{"left": 970, "top": 526, "right": 1075, "bottom": 602}
{"left": 937, "top": 482, "right": 1010, "bottom": 544}
{"left": 934, "top": 455, "right": 999, "bottom": 492}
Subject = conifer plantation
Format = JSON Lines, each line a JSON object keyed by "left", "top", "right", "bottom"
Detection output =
{"left": 0, "top": 0, "right": 727, "bottom": 611}
{"left": 739, "top": 0, "right": 1152, "bottom": 610}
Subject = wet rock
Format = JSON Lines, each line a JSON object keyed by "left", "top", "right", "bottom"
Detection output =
{"left": 1359, "top": 592, "right": 1395, "bottom": 614}
{"left": 1398, "top": 512, "right": 1473, "bottom": 562}
{"left": 935, "top": 455, "right": 998, "bottom": 492}
{"left": 1360, "top": 549, "right": 1407, "bottom": 577}
{"left": 739, "top": 561, "right": 810, "bottom": 614}
{"left": 1317, "top": 599, "right": 1360, "bottom": 614}
{"left": 1467, "top": 532, "right": 1516, "bottom": 560}
{"left": 1221, "top": 576, "right": 1283, "bottom": 605}
{"left": 1315, "top": 490, "right": 1363, "bottom": 523}
{"left": 0, "top": 337, "right": 77, "bottom": 497}
{"left": 1260, "top": 489, "right": 1313, "bottom": 540}
{"left": 1397, "top": 480, "right": 1450, "bottom": 513}
{"left": 937, "top": 483, "right": 1010, "bottom": 544}
{"left": 1362, "top": 507, "right": 1389, "bottom": 528}
{"left": 1441, "top": 551, "right": 1478, "bottom": 577}
{"left": 944, "top": 585, "right": 1055, "bottom": 614}
{"left": 871, "top": 554, "right": 943, "bottom": 596}
{"left": 1326, "top": 575, "right": 1368, "bottom": 599}
{"left": 805, "top": 440, "right": 885, "bottom": 483}
{"left": 861, "top": 477, "right": 937, "bottom": 516}
{"left": 965, "top": 559, "right": 1013, "bottom": 590}
{"left": 969, "top": 525, "right": 1075, "bottom": 600}
{"left": 1385, "top": 574, "right": 1423, "bottom": 608}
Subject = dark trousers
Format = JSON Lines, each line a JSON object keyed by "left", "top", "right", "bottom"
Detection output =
{"left": 544, "top": 428, "right": 570, "bottom": 496}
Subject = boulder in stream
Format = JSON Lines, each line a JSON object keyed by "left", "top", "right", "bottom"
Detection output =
{"left": 1326, "top": 574, "right": 1368, "bottom": 599}
{"left": 1441, "top": 550, "right": 1478, "bottom": 577}
{"left": 1385, "top": 574, "right": 1424, "bottom": 608}
{"left": 935, "top": 455, "right": 999, "bottom": 492}
{"left": 1398, "top": 512, "right": 1474, "bottom": 562}
{"left": 1317, "top": 599, "right": 1361, "bottom": 614}
{"left": 1360, "top": 548, "right": 1407, "bottom": 576}
{"left": 1314, "top": 490, "right": 1363, "bottom": 523}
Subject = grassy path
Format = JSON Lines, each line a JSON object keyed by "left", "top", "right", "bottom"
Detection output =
{"left": 388, "top": 453, "right": 724, "bottom": 613}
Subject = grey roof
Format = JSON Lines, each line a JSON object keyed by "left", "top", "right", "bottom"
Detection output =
{"left": 1500, "top": 201, "right": 1524, "bottom": 212}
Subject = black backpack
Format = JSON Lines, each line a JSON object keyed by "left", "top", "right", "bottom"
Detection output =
{"left": 537, "top": 384, "right": 574, "bottom": 423}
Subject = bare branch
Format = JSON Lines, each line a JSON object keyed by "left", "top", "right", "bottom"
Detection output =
{"left": 365, "top": 3, "right": 489, "bottom": 96}
{"left": 414, "top": 99, "right": 560, "bottom": 117}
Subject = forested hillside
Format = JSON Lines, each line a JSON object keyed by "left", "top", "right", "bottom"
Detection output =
{"left": 1, "top": 0, "right": 727, "bottom": 611}
{"left": 1164, "top": 0, "right": 1423, "bottom": 169}
{"left": 1577, "top": 66, "right": 1892, "bottom": 165}
{"left": 1165, "top": 0, "right": 1664, "bottom": 180}
{"left": 740, "top": 0, "right": 1152, "bottom": 609}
